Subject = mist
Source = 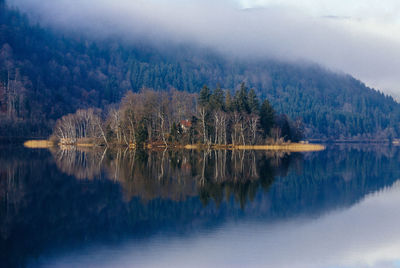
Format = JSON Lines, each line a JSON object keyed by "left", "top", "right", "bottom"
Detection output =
{"left": 11, "top": 0, "right": 400, "bottom": 95}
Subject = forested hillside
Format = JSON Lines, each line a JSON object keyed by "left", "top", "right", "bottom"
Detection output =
{"left": 1, "top": 0, "right": 399, "bottom": 140}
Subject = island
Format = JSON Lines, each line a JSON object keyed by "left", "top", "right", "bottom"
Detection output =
{"left": 24, "top": 84, "right": 325, "bottom": 152}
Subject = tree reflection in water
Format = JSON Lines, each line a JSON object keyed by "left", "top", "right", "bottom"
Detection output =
{"left": 51, "top": 147, "right": 300, "bottom": 205}
{"left": 50, "top": 146, "right": 108, "bottom": 180}
{"left": 2, "top": 145, "right": 400, "bottom": 267}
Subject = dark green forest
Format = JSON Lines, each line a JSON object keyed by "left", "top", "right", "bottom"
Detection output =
{"left": 1, "top": 0, "right": 399, "bottom": 140}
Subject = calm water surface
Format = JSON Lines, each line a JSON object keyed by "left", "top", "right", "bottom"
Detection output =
{"left": 1, "top": 145, "right": 400, "bottom": 268}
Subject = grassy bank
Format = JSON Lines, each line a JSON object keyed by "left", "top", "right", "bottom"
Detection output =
{"left": 24, "top": 140, "right": 99, "bottom": 149}
{"left": 24, "top": 140, "right": 325, "bottom": 152}
{"left": 232, "top": 144, "right": 325, "bottom": 152}
{"left": 182, "top": 143, "right": 325, "bottom": 152}
{"left": 23, "top": 140, "right": 55, "bottom": 148}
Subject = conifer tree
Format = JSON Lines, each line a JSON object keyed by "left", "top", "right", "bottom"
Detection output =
{"left": 211, "top": 85, "right": 224, "bottom": 111}
{"left": 225, "top": 90, "right": 233, "bottom": 112}
{"left": 198, "top": 85, "right": 211, "bottom": 143}
{"left": 248, "top": 88, "right": 259, "bottom": 113}
{"left": 260, "top": 99, "right": 275, "bottom": 138}
{"left": 235, "top": 82, "right": 249, "bottom": 113}
{"left": 198, "top": 85, "right": 211, "bottom": 107}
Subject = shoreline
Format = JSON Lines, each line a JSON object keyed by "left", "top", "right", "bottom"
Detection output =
{"left": 181, "top": 144, "right": 325, "bottom": 152}
{"left": 23, "top": 140, "right": 325, "bottom": 152}
{"left": 23, "top": 140, "right": 56, "bottom": 149}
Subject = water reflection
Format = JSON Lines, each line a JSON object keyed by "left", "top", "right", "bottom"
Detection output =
{"left": 46, "top": 182, "right": 400, "bottom": 268}
{"left": 0, "top": 145, "right": 400, "bottom": 267}
{"left": 51, "top": 146, "right": 107, "bottom": 180}
{"left": 51, "top": 148, "right": 298, "bottom": 205}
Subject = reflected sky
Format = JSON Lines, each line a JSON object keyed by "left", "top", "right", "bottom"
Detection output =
{"left": 2, "top": 145, "right": 400, "bottom": 268}
{"left": 32, "top": 181, "right": 400, "bottom": 268}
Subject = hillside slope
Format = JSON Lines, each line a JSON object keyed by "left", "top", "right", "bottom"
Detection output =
{"left": 1, "top": 1, "right": 399, "bottom": 139}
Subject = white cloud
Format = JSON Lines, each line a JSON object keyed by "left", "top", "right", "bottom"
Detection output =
{"left": 238, "top": 0, "right": 400, "bottom": 21}
{"left": 11, "top": 0, "right": 400, "bottom": 95}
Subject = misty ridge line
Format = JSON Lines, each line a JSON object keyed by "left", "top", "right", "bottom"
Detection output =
{"left": 5, "top": 0, "right": 400, "bottom": 141}
{"left": 11, "top": 0, "right": 400, "bottom": 95}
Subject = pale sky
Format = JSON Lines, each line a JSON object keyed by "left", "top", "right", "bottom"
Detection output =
{"left": 236, "top": 0, "right": 400, "bottom": 96}
{"left": 12, "top": 0, "right": 400, "bottom": 96}
{"left": 239, "top": 0, "right": 400, "bottom": 20}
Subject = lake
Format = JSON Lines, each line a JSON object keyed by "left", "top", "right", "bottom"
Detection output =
{"left": 1, "top": 145, "right": 400, "bottom": 268}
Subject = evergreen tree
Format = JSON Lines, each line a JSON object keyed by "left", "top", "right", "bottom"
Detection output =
{"left": 210, "top": 85, "right": 224, "bottom": 111}
{"left": 260, "top": 99, "right": 275, "bottom": 138}
{"left": 248, "top": 88, "right": 259, "bottom": 113}
{"left": 198, "top": 85, "right": 211, "bottom": 107}
{"left": 135, "top": 122, "right": 148, "bottom": 147}
{"left": 234, "top": 82, "right": 250, "bottom": 113}
{"left": 225, "top": 90, "right": 233, "bottom": 112}
{"left": 189, "top": 116, "right": 199, "bottom": 144}
{"left": 278, "top": 115, "right": 292, "bottom": 141}
{"left": 198, "top": 85, "right": 211, "bottom": 143}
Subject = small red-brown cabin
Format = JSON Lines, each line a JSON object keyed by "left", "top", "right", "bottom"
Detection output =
{"left": 180, "top": 120, "right": 192, "bottom": 132}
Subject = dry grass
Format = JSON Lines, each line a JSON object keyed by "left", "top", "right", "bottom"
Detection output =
{"left": 24, "top": 140, "right": 325, "bottom": 152}
{"left": 183, "top": 144, "right": 202, "bottom": 149}
{"left": 24, "top": 140, "right": 55, "bottom": 148}
{"left": 183, "top": 143, "right": 325, "bottom": 152}
{"left": 232, "top": 143, "right": 325, "bottom": 152}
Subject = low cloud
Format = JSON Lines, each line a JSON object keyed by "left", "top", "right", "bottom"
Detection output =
{"left": 11, "top": 0, "right": 400, "bottom": 95}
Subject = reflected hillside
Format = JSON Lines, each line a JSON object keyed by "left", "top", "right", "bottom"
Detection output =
{"left": 1, "top": 146, "right": 400, "bottom": 267}
{"left": 49, "top": 146, "right": 400, "bottom": 213}
{"left": 263, "top": 144, "right": 400, "bottom": 218}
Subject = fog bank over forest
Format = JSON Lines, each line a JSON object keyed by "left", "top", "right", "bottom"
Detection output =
{"left": 11, "top": 0, "right": 400, "bottom": 96}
